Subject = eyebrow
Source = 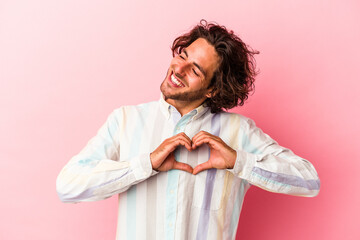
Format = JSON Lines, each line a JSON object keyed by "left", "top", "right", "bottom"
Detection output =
{"left": 183, "top": 49, "right": 206, "bottom": 77}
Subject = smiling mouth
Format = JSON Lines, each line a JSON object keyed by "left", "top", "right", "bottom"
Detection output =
{"left": 169, "top": 73, "right": 185, "bottom": 87}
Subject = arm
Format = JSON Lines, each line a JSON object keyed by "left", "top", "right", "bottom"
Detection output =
{"left": 230, "top": 118, "right": 320, "bottom": 197}
{"left": 191, "top": 119, "right": 320, "bottom": 197}
{"left": 56, "top": 110, "right": 154, "bottom": 203}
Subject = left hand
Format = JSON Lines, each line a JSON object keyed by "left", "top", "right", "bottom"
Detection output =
{"left": 191, "top": 131, "right": 237, "bottom": 175}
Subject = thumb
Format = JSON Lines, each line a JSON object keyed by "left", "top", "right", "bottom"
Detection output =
{"left": 172, "top": 161, "right": 194, "bottom": 174}
{"left": 192, "top": 161, "right": 212, "bottom": 175}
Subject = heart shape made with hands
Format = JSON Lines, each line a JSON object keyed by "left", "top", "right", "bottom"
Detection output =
{"left": 150, "top": 131, "right": 237, "bottom": 175}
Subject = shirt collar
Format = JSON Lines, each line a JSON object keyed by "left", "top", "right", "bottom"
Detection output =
{"left": 158, "top": 93, "right": 210, "bottom": 121}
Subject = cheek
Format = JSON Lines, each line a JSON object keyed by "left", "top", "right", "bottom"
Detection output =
{"left": 170, "top": 57, "right": 179, "bottom": 66}
{"left": 189, "top": 78, "right": 205, "bottom": 89}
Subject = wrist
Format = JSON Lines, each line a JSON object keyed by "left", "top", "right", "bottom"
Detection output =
{"left": 150, "top": 152, "right": 159, "bottom": 171}
{"left": 226, "top": 149, "right": 237, "bottom": 169}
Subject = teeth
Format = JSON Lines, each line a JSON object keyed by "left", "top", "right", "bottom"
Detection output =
{"left": 171, "top": 74, "right": 184, "bottom": 87}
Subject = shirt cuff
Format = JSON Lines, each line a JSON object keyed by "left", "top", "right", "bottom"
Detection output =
{"left": 129, "top": 152, "right": 154, "bottom": 181}
{"left": 229, "top": 150, "right": 258, "bottom": 179}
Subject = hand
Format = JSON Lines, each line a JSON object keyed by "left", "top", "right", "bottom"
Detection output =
{"left": 192, "top": 131, "right": 236, "bottom": 175}
{"left": 150, "top": 132, "right": 193, "bottom": 174}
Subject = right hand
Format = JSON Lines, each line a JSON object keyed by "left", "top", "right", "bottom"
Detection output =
{"left": 150, "top": 132, "right": 193, "bottom": 174}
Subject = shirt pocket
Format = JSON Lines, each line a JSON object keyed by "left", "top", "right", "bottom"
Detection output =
{"left": 192, "top": 169, "right": 228, "bottom": 210}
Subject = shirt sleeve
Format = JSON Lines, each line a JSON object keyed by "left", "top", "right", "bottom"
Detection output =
{"left": 229, "top": 118, "right": 320, "bottom": 197}
{"left": 56, "top": 109, "right": 156, "bottom": 203}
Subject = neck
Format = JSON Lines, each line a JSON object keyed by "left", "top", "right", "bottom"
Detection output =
{"left": 165, "top": 98, "right": 205, "bottom": 116}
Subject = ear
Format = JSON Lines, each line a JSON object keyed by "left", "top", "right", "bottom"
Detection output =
{"left": 205, "top": 87, "right": 217, "bottom": 99}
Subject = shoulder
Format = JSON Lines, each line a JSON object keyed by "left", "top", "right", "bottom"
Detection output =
{"left": 216, "top": 111, "right": 253, "bottom": 128}
{"left": 111, "top": 100, "right": 159, "bottom": 119}
{"left": 113, "top": 100, "right": 158, "bottom": 113}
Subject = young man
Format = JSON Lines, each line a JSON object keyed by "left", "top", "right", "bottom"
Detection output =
{"left": 57, "top": 20, "right": 320, "bottom": 240}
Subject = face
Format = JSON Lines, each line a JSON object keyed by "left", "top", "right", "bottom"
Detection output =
{"left": 160, "top": 38, "right": 220, "bottom": 106}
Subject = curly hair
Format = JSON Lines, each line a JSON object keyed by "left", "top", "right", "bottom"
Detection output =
{"left": 171, "top": 20, "right": 259, "bottom": 113}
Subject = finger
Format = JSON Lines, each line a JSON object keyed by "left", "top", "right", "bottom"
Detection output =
{"left": 175, "top": 139, "right": 193, "bottom": 152}
{"left": 172, "top": 161, "right": 194, "bottom": 174}
{"left": 192, "top": 135, "right": 218, "bottom": 149}
{"left": 173, "top": 134, "right": 193, "bottom": 151}
{"left": 192, "top": 131, "right": 219, "bottom": 148}
{"left": 167, "top": 138, "right": 192, "bottom": 152}
{"left": 152, "top": 135, "right": 192, "bottom": 169}
{"left": 171, "top": 132, "right": 192, "bottom": 144}
{"left": 191, "top": 130, "right": 210, "bottom": 143}
{"left": 176, "top": 132, "right": 192, "bottom": 143}
{"left": 154, "top": 138, "right": 192, "bottom": 167}
{"left": 193, "top": 161, "right": 212, "bottom": 175}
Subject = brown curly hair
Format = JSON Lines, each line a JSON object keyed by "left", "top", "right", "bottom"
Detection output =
{"left": 171, "top": 20, "right": 259, "bottom": 113}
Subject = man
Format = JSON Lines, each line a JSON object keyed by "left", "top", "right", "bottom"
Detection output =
{"left": 57, "top": 20, "right": 320, "bottom": 240}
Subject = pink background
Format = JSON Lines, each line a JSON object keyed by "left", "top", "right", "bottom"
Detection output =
{"left": 1, "top": 0, "right": 359, "bottom": 239}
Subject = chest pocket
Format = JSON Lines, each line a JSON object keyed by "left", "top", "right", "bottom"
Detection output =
{"left": 192, "top": 169, "right": 229, "bottom": 210}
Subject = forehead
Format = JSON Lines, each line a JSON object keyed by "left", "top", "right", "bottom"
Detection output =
{"left": 185, "top": 38, "right": 219, "bottom": 77}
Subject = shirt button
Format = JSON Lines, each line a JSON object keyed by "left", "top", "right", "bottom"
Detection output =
{"left": 169, "top": 222, "right": 173, "bottom": 227}
{"left": 170, "top": 189, "right": 174, "bottom": 194}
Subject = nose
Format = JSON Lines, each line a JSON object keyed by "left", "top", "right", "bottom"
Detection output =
{"left": 176, "top": 61, "right": 190, "bottom": 77}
